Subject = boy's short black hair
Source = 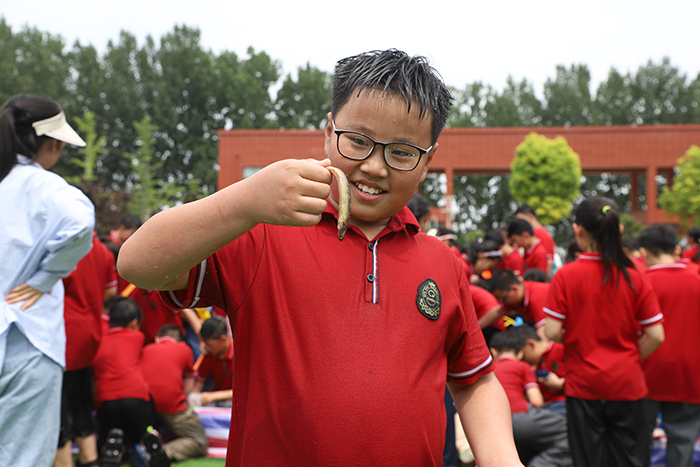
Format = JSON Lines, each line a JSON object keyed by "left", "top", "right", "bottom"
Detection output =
{"left": 637, "top": 224, "right": 678, "bottom": 257}
{"left": 507, "top": 218, "right": 534, "bottom": 237}
{"left": 490, "top": 269, "right": 522, "bottom": 293}
{"left": 157, "top": 324, "right": 184, "bottom": 342}
{"left": 484, "top": 230, "right": 505, "bottom": 247}
{"left": 119, "top": 214, "right": 142, "bottom": 230}
{"left": 406, "top": 194, "right": 430, "bottom": 223}
{"left": 523, "top": 269, "right": 549, "bottom": 283}
{"left": 331, "top": 49, "right": 453, "bottom": 145}
{"left": 200, "top": 315, "right": 228, "bottom": 341}
{"left": 506, "top": 324, "right": 542, "bottom": 345}
{"left": 109, "top": 297, "right": 142, "bottom": 327}
{"left": 489, "top": 330, "right": 523, "bottom": 354}
{"left": 687, "top": 227, "right": 700, "bottom": 242}
{"left": 514, "top": 205, "right": 537, "bottom": 218}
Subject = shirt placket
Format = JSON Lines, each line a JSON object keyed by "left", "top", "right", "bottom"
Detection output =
{"left": 365, "top": 239, "right": 379, "bottom": 304}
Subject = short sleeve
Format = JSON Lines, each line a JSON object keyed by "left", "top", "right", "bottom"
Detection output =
{"left": 543, "top": 270, "right": 567, "bottom": 321}
{"left": 634, "top": 273, "right": 664, "bottom": 327}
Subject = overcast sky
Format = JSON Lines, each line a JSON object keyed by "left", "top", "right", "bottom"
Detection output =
{"left": 3, "top": 0, "right": 699, "bottom": 96}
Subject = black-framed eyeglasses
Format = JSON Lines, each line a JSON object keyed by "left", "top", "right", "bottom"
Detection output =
{"left": 331, "top": 120, "right": 432, "bottom": 172}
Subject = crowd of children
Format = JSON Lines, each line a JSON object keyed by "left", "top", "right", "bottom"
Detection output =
{"left": 428, "top": 197, "right": 700, "bottom": 467}
{"left": 6, "top": 51, "right": 700, "bottom": 467}
{"left": 58, "top": 215, "right": 234, "bottom": 466}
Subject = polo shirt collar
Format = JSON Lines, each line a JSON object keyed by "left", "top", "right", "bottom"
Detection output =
{"left": 322, "top": 204, "right": 420, "bottom": 240}
{"left": 158, "top": 336, "right": 179, "bottom": 344}
{"left": 522, "top": 281, "right": 531, "bottom": 307}
{"left": 647, "top": 262, "right": 686, "bottom": 271}
{"left": 579, "top": 252, "right": 602, "bottom": 261}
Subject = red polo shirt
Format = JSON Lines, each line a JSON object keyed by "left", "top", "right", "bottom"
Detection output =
{"left": 161, "top": 206, "right": 493, "bottom": 467}
{"left": 524, "top": 240, "right": 549, "bottom": 275}
{"left": 544, "top": 253, "right": 663, "bottom": 400}
{"left": 538, "top": 340, "right": 566, "bottom": 403}
{"left": 141, "top": 337, "right": 197, "bottom": 414}
{"left": 92, "top": 327, "right": 150, "bottom": 408}
{"left": 493, "top": 355, "right": 539, "bottom": 414}
{"left": 534, "top": 226, "right": 555, "bottom": 260}
{"left": 520, "top": 281, "right": 549, "bottom": 328}
{"left": 642, "top": 263, "right": 700, "bottom": 403}
{"left": 677, "top": 258, "right": 700, "bottom": 274}
{"left": 497, "top": 249, "right": 524, "bottom": 276}
{"left": 197, "top": 337, "right": 234, "bottom": 392}
{"left": 681, "top": 244, "right": 699, "bottom": 262}
{"left": 119, "top": 282, "right": 184, "bottom": 345}
{"left": 470, "top": 284, "right": 506, "bottom": 331}
{"left": 63, "top": 233, "right": 117, "bottom": 370}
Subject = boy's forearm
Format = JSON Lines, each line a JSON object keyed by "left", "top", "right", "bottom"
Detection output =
{"left": 118, "top": 181, "right": 257, "bottom": 290}
{"left": 639, "top": 323, "right": 665, "bottom": 358}
{"left": 448, "top": 374, "right": 524, "bottom": 467}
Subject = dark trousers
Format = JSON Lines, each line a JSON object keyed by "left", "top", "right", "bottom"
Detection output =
{"left": 443, "top": 387, "right": 458, "bottom": 467}
{"left": 97, "top": 398, "right": 156, "bottom": 449}
{"left": 646, "top": 399, "right": 700, "bottom": 467}
{"left": 567, "top": 396, "right": 650, "bottom": 467}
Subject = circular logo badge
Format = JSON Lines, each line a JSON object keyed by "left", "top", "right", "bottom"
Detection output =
{"left": 416, "top": 278, "right": 441, "bottom": 320}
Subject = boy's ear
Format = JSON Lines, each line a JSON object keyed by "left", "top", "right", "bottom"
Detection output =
{"left": 418, "top": 142, "right": 438, "bottom": 183}
{"left": 516, "top": 349, "right": 524, "bottom": 360}
{"left": 323, "top": 112, "right": 333, "bottom": 155}
{"left": 489, "top": 347, "right": 500, "bottom": 359}
{"left": 127, "top": 319, "right": 140, "bottom": 330}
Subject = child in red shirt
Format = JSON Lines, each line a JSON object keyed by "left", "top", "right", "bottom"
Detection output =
{"left": 193, "top": 316, "right": 233, "bottom": 407}
{"left": 490, "top": 331, "right": 572, "bottom": 467}
{"left": 141, "top": 325, "right": 208, "bottom": 462}
{"left": 92, "top": 297, "right": 169, "bottom": 467}
{"left": 544, "top": 197, "right": 665, "bottom": 467}
{"left": 491, "top": 269, "right": 549, "bottom": 333}
{"left": 508, "top": 325, "right": 566, "bottom": 417}
{"left": 638, "top": 223, "right": 700, "bottom": 467}
{"left": 508, "top": 218, "right": 551, "bottom": 277}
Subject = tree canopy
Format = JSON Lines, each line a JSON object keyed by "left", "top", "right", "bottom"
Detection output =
{"left": 2, "top": 17, "right": 699, "bottom": 239}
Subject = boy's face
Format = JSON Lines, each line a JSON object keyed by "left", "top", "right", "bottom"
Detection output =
{"left": 324, "top": 91, "right": 436, "bottom": 233}
{"left": 203, "top": 335, "right": 229, "bottom": 359}
{"left": 493, "top": 284, "right": 524, "bottom": 307}
{"left": 521, "top": 339, "right": 541, "bottom": 366}
{"left": 510, "top": 233, "right": 529, "bottom": 249}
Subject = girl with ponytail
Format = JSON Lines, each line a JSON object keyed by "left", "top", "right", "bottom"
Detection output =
{"left": 542, "top": 196, "right": 665, "bottom": 467}
{"left": 0, "top": 94, "right": 95, "bottom": 466}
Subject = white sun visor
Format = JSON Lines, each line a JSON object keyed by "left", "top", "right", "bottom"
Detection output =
{"left": 32, "top": 111, "right": 86, "bottom": 147}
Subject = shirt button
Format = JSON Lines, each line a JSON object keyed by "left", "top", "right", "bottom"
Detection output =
{"left": 366, "top": 274, "right": 375, "bottom": 282}
{"left": 368, "top": 242, "right": 374, "bottom": 251}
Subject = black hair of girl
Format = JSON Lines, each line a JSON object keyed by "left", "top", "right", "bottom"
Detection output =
{"left": 574, "top": 196, "right": 633, "bottom": 287}
{"left": 0, "top": 94, "right": 62, "bottom": 182}
{"left": 467, "top": 238, "right": 501, "bottom": 265}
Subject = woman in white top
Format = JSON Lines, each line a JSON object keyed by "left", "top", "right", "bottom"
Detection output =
{"left": 0, "top": 94, "right": 94, "bottom": 466}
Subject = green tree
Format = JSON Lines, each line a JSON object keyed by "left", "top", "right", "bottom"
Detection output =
{"left": 126, "top": 116, "right": 175, "bottom": 220}
{"left": 275, "top": 63, "right": 332, "bottom": 129}
{"left": 659, "top": 145, "right": 700, "bottom": 225}
{"left": 541, "top": 64, "right": 594, "bottom": 127}
{"left": 510, "top": 133, "right": 582, "bottom": 225}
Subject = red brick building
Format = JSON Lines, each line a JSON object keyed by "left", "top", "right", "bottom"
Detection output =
{"left": 217, "top": 124, "right": 700, "bottom": 227}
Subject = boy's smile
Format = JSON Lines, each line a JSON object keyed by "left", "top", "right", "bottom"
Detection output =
{"left": 324, "top": 91, "right": 437, "bottom": 239}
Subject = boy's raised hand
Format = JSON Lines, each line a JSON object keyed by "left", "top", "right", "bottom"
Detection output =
{"left": 242, "top": 158, "right": 333, "bottom": 228}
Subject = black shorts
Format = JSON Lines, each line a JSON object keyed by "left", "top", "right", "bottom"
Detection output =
{"left": 58, "top": 367, "right": 98, "bottom": 447}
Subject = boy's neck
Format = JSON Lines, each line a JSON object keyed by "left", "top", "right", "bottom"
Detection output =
{"left": 496, "top": 351, "right": 519, "bottom": 360}
{"left": 645, "top": 253, "right": 676, "bottom": 266}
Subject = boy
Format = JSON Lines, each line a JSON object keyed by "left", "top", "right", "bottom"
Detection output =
{"left": 514, "top": 205, "right": 555, "bottom": 265}
{"left": 490, "top": 269, "right": 548, "bottom": 333}
{"left": 192, "top": 316, "right": 234, "bottom": 407}
{"left": 141, "top": 324, "right": 208, "bottom": 462}
{"left": 109, "top": 214, "right": 142, "bottom": 247}
{"left": 490, "top": 331, "right": 571, "bottom": 467}
{"left": 507, "top": 325, "right": 566, "bottom": 416}
{"left": 92, "top": 297, "right": 168, "bottom": 466}
{"left": 638, "top": 224, "right": 700, "bottom": 467}
{"left": 508, "top": 218, "right": 551, "bottom": 277}
{"left": 119, "top": 49, "right": 522, "bottom": 466}
{"left": 486, "top": 229, "right": 524, "bottom": 277}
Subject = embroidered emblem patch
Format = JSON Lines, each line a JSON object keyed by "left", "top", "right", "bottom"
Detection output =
{"left": 416, "top": 279, "right": 441, "bottom": 320}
